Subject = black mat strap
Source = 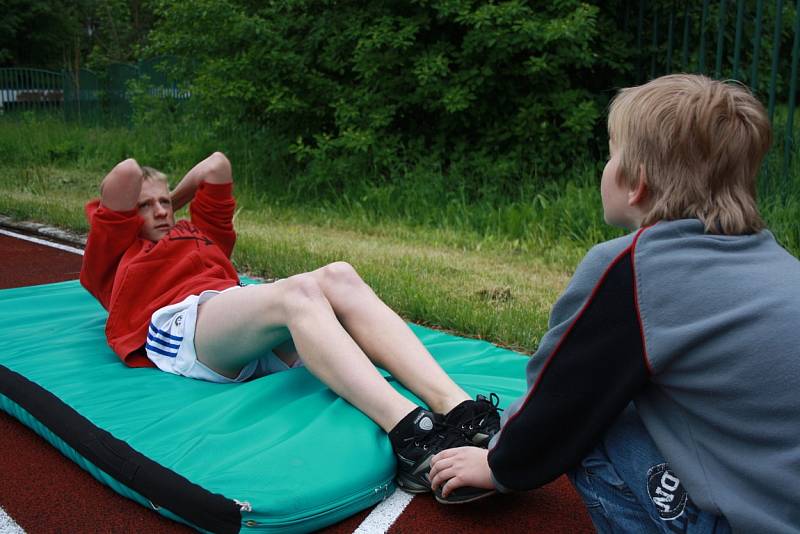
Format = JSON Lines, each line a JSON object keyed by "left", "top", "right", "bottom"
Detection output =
{"left": 0, "top": 364, "right": 242, "bottom": 534}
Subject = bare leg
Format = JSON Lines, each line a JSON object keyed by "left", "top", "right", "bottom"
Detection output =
{"left": 194, "top": 277, "right": 418, "bottom": 431}
{"left": 309, "top": 262, "right": 470, "bottom": 415}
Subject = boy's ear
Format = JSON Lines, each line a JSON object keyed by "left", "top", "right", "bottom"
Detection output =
{"left": 628, "top": 165, "right": 649, "bottom": 206}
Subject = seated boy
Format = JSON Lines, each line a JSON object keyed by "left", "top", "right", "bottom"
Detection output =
{"left": 429, "top": 74, "right": 800, "bottom": 532}
{"left": 79, "top": 151, "right": 500, "bottom": 497}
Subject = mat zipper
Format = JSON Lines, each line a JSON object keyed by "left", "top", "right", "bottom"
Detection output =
{"left": 240, "top": 477, "right": 395, "bottom": 531}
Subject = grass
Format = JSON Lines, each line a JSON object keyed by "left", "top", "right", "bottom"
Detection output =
{"left": 233, "top": 216, "right": 569, "bottom": 351}
{"left": 1, "top": 113, "right": 798, "bottom": 352}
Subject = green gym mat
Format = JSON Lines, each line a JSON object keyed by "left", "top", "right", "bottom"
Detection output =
{"left": 0, "top": 280, "right": 528, "bottom": 533}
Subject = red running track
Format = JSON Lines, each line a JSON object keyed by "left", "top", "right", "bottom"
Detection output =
{"left": 0, "top": 231, "right": 593, "bottom": 533}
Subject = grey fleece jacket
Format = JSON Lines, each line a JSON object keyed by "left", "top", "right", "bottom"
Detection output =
{"left": 488, "top": 219, "right": 800, "bottom": 533}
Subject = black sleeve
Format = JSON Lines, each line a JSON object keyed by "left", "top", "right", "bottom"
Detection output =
{"left": 488, "top": 249, "right": 650, "bottom": 491}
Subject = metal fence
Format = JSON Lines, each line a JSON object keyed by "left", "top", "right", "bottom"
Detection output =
{"left": 0, "top": 68, "right": 64, "bottom": 113}
{"left": 625, "top": 0, "right": 800, "bottom": 186}
{"left": 62, "top": 68, "right": 100, "bottom": 123}
{"left": 0, "top": 57, "right": 187, "bottom": 125}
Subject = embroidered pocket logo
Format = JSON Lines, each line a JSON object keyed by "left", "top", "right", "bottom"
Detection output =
{"left": 647, "top": 463, "right": 688, "bottom": 520}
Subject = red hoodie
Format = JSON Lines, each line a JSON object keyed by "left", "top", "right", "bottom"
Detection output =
{"left": 80, "top": 182, "right": 240, "bottom": 367}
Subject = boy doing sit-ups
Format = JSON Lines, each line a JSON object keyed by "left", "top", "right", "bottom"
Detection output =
{"left": 430, "top": 74, "right": 800, "bottom": 532}
{"left": 80, "top": 152, "right": 499, "bottom": 498}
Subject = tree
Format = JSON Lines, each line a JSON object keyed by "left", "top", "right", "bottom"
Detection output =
{"left": 0, "top": 0, "right": 91, "bottom": 69}
{"left": 0, "top": 0, "right": 155, "bottom": 70}
{"left": 147, "top": 0, "right": 622, "bottom": 184}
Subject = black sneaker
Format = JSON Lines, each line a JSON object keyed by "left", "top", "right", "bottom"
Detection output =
{"left": 393, "top": 410, "right": 471, "bottom": 494}
{"left": 442, "top": 393, "right": 502, "bottom": 447}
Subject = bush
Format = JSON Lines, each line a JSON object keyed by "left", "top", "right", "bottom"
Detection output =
{"left": 146, "top": 0, "right": 628, "bottom": 195}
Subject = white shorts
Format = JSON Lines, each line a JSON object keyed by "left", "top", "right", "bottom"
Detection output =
{"left": 145, "top": 286, "right": 301, "bottom": 383}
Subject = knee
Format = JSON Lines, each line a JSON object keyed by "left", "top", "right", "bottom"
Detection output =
{"left": 319, "top": 261, "right": 364, "bottom": 290}
{"left": 281, "top": 273, "right": 326, "bottom": 319}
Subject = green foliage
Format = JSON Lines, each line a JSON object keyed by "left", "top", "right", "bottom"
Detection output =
{"left": 85, "top": 0, "right": 156, "bottom": 68}
{"left": 0, "top": 0, "right": 156, "bottom": 70}
{"left": 0, "top": 0, "right": 90, "bottom": 68}
{"left": 145, "top": 0, "right": 624, "bottom": 192}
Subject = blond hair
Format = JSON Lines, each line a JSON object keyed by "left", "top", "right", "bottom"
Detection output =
{"left": 141, "top": 166, "right": 168, "bottom": 186}
{"left": 608, "top": 74, "right": 772, "bottom": 234}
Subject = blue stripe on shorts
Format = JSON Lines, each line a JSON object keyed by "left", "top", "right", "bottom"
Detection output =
{"left": 146, "top": 331, "right": 181, "bottom": 350}
{"left": 149, "top": 322, "right": 184, "bottom": 342}
{"left": 145, "top": 342, "right": 178, "bottom": 358}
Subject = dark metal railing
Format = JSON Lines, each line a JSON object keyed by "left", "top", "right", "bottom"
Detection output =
{"left": 0, "top": 57, "right": 186, "bottom": 125}
{"left": 0, "top": 68, "right": 63, "bottom": 113}
{"left": 630, "top": 0, "right": 799, "bottom": 188}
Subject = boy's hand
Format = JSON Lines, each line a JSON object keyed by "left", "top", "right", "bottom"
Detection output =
{"left": 171, "top": 152, "right": 232, "bottom": 211}
{"left": 430, "top": 447, "right": 495, "bottom": 497}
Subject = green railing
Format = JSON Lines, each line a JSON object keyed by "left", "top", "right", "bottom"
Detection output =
{"left": 0, "top": 68, "right": 63, "bottom": 113}
{"left": 626, "top": 0, "right": 799, "bottom": 188}
{"left": 62, "top": 68, "right": 100, "bottom": 124}
{"left": 0, "top": 57, "right": 186, "bottom": 125}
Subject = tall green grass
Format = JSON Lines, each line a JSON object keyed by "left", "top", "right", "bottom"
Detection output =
{"left": 0, "top": 113, "right": 615, "bottom": 264}
{"left": 2, "top": 112, "right": 797, "bottom": 259}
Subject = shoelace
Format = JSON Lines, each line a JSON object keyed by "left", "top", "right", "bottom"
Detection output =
{"left": 455, "top": 392, "right": 503, "bottom": 433}
{"left": 482, "top": 392, "right": 502, "bottom": 412}
{"left": 402, "top": 418, "right": 452, "bottom": 452}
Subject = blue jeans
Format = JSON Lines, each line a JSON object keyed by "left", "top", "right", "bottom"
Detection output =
{"left": 567, "top": 405, "right": 731, "bottom": 534}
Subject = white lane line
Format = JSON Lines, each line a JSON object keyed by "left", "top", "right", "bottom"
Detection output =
{"left": 0, "top": 507, "right": 25, "bottom": 534}
{"left": 0, "top": 229, "right": 84, "bottom": 256}
{"left": 353, "top": 490, "right": 414, "bottom": 534}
